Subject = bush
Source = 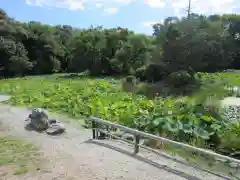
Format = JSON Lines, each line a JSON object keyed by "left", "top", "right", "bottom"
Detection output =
{"left": 168, "top": 71, "right": 192, "bottom": 87}
{"left": 135, "top": 66, "right": 147, "bottom": 81}
{"left": 124, "top": 75, "right": 137, "bottom": 84}
{"left": 136, "top": 82, "right": 165, "bottom": 98}
{"left": 122, "top": 75, "right": 137, "bottom": 93}
{"left": 218, "top": 122, "right": 240, "bottom": 153}
{"left": 135, "top": 64, "right": 165, "bottom": 82}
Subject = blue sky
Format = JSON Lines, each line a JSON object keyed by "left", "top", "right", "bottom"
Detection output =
{"left": 1, "top": 0, "right": 240, "bottom": 34}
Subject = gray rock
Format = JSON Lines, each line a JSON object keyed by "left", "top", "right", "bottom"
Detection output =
{"left": 26, "top": 108, "right": 65, "bottom": 135}
{"left": 30, "top": 117, "right": 49, "bottom": 131}
{"left": 46, "top": 122, "right": 65, "bottom": 135}
{"left": 48, "top": 119, "right": 57, "bottom": 124}
{"left": 29, "top": 108, "right": 49, "bottom": 131}
{"left": 30, "top": 108, "right": 48, "bottom": 119}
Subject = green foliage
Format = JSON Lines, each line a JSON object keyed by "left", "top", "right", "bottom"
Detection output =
{"left": 151, "top": 14, "right": 239, "bottom": 81}
{"left": 199, "top": 72, "right": 240, "bottom": 86}
{"left": 135, "top": 64, "right": 165, "bottom": 82}
{"left": 0, "top": 75, "right": 235, "bottom": 149}
{"left": 0, "top": 10, "right": 239, "bottom": 79}
{"left": 218, "top": 122, "right": 240, "bottom": 151}
{"left": 168, "top": 71, "right": 192, "bottom": 87}
{"left": 121, "top": 75, "right": 137, "bottom": 93}
{"left": 124, "top": 75, "right": 137, "bottom": 84}
{"left": 135, "top": 66, "right": 146, "bottom": 80}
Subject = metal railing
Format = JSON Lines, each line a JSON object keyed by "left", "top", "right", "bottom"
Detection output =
{"left": 89, "top": 116, "right": 240, "bottom": 179}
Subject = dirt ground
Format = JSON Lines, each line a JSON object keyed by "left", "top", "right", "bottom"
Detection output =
{"left": 0, "top": 103, "right": 230, "bottom": 180}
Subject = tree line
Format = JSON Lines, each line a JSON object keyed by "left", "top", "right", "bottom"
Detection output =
{"left": 0, "top": 9, "right": 239, "bottom": 84}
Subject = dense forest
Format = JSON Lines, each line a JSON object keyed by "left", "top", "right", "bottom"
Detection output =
{"left": 0, "top": 8, "right": 240, "bottom": 84}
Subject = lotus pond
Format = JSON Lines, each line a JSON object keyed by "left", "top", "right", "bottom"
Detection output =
{"left": 0, "top": 74, "right": 239, "bottom": 152}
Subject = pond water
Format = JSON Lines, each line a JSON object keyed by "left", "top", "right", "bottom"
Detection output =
{"left": 0, "top": 94, "right": 11, "bottom": 102}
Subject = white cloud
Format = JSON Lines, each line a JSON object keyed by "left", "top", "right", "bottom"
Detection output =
{"left": 25, "top": 0, "right": 84, "bottom": 10}
{"left": 143, "top": 0, "right": 239, "bottom": 16}
{"left": 25, "top": 0, "right": 135, "bottom": 12}
{"left": 145, "top": 0, "right": 165, "bottom": 8}
{"left": 25, "top": 0, "right": 44, "bottom": 6}
{"left": 168, "top": 0, "right": 240, "bottom": 17}
{"left": 141, "top": 20, "right": 163, "bottom": 27}
{"left": 95, "top": 3, "right": 103, "bottom": 8}
{"left": 25, "top": 0, "right": 240, "bottom": 15}
{"left": 142, "top": 0, "right": 239, "bottom": 33}
{"left": 103, "top": 7, "right": 118, "bottom": 14}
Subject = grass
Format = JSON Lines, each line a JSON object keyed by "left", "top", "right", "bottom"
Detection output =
{"left": 200, "top": 72, "right": 240, "bottom": 86}
{"left": 0, "top": 136, "right": 41, "bottom": 176}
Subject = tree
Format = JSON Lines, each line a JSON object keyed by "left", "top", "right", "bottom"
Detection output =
{"left": 0, "top": 8, "right": 239, "bottom": 80}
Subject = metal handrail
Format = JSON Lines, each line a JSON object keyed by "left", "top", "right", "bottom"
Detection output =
{"left": 89, "top": 116, "right": 240, "bottom": 165}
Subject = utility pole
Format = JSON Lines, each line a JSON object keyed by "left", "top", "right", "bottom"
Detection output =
{"left": 187, "top": 0, "right": 192, "bottom": 19}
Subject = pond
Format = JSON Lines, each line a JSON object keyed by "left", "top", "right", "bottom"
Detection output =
{"left": 0, "top": 94, "right": 11, "bottom": 102}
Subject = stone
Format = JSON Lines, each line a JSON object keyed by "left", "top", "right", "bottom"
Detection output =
{"left": 26, "top": 108, "right": 66, "bottom": 135}
{"left": 29, "top": 108, "right": 49, "bottom": 131}
{"left": 46, "top": 122, "right": 66, "bottom": 135}
{"left": 31, "top": 108, "right": 49, "bottom": 119}
{"left": 30, "top": 117, "right": 49, "bottom": 131}
{"left": 48, "top": 119, "right": 57, "bottom": 124}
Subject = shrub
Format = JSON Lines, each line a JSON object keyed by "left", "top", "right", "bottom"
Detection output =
{"left": 136, "top": 82, "right": 166, "bottom": 98}
{"left": 135, "top": 64, "right": 165, "bottom": 82}
{"left": 124, "top": 75, "right": 137, "bottom": 84}
{"left": 135, "top": 66, "right": 146, "bottom": 81}
{"left": 122, "top": 75, "right": 137, "bottom": 93}
{"left": 145, "top": 64, "right": 165, "bottom": 82}
{"left": 218, "top": 122, "right": 240, "bottom": 152}
{"left": 168, "top": 70, "right": 192, "bottom": 87}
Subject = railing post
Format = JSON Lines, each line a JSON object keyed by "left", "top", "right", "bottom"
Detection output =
{"left": 134, "top": 135, "right": 140, "bottom": 154}
{"left": 92, "top": 120, "right": 96, "bottom": 139}
{"left": 90, "top": 116, "right": 240, "bottom": 167}
{"left": 106, "top": 125, "right": 109, "bottom": 138}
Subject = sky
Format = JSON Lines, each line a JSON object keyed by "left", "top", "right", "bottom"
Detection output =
{"left": 1, "top": 0, "right": 240, "bottom": 34}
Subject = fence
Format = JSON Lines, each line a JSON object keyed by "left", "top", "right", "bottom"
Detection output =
{"left": 89, "top": 116, "right": 240, "bottom": 180}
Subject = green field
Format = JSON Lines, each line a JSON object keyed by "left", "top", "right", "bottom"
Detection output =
{"left": 0, "top": 73, "right": 239, "bottom": 155}
{"left": 199, "top": 71, "right": 240, "bottom": 86}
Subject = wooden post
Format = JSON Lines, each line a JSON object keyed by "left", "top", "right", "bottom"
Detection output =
{"left": 134, "top": 135, "right": 140, "bottom": 154}
{"left": 106, "top": 125, "right": 109, "bottom": 138}
{"left": 92, "top": 120, "right": 96, "bottom": 139}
